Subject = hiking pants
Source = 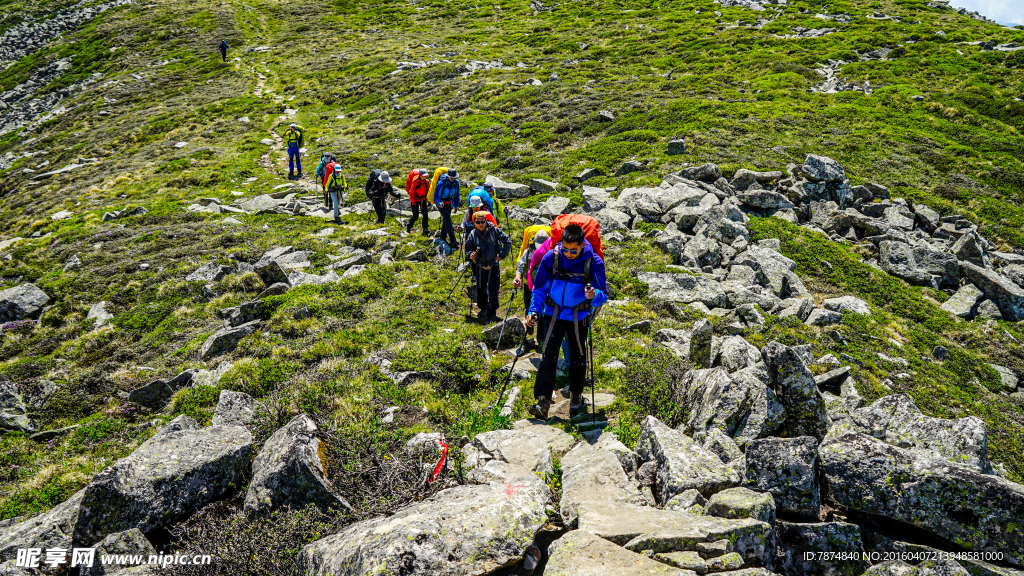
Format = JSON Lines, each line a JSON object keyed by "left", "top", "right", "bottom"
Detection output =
{"left": 439, "top": 204, "right": 457, "bottom": 246}
{"left": 476, "top": 264, "right": 500, "bottom": 314}
{"left": 288, "top": 143, "right": 301, "bottom": 174}
{"left": 408, "top": 199, "right": 429, "bottom": 232}
{"left": 534, "top": 315, "right": 590, "bottom": 400}
{"left": 329, "top": 189, "right": 342, "bottom": 220}
{"left": 220, "top": 49, "right": 227, "bottom": 62}
{"left": 371, "top": 196, "right": 387, "bottom": 224}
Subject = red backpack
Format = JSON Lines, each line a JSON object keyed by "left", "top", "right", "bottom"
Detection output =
{"left": 550, "top": 214, "right": 603, "bottom": 259}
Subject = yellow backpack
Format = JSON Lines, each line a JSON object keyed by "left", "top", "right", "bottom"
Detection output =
{"left": 427, "top": 166, "right": 447, "bottom": 205}
{"left": 518, "top": 224, "right": 552, "bottom": 261}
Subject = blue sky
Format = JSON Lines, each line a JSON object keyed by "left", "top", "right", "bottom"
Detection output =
{"left": 948, "top": 0, "right": 1024, "bottom": 25}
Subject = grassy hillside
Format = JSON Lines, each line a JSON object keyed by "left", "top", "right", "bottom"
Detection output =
{"left": 1, "top": 0, "right": 1023, "bottom": 564}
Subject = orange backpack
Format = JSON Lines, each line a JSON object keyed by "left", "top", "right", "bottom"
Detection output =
{"left": 550, "top": 214, "right": 603, "bottom": 259}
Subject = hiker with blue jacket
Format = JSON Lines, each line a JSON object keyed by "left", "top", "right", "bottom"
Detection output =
{"left": 219, "top": 40, "right": 228, "bottom": 62}
{"left": 464, "top": 211, "right": 512, "bottom": 321}
{"left": 434, "top": 168, "right": 461, "bottom": 248}
{"left": 525, "top": 224, "right": 608, "bottom": 419}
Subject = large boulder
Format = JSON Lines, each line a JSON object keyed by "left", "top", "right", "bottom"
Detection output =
{"left": 0, "top": 382, "right": 34, "bottom": 433}
{"left": 761, "top": 341, "right": 830, "bottom": 440}
{"left": 0, "top": 489, "right": 84, "bottom": 561}
{"left": 638, "top": 272, "right": 728, "bottom": 309}
{"left": 185, "top": 262, "right": 234, "bottom": 282}
{"left": 199, "top": 320, "right": 260, "bottom": 359}
{"left": 690, "top": 319, "right": 713, "bottom": 368}
{"left": 72, "top": 416, "right": 253, "bottom": 545}
{"left": 672, "top": 367, "right": 785, "bottom": 448}
{"left": 635, "top": 415, "right": 740, "bottom": 502}
{"left": 0, "top": 284, "right": 49, "bottom": 322}
{"left": 545, "top": 530, "right": 690, "bottom": 576}
{"left": 837, "top": 394, "right": 992, "bottom": 474}
{"left": 126, "top": 369, "right": 196, "bottom": 411}
{"left": 951, "top": 231, "right": 990, "bottom": 268}
{"left": 211, "top": 390, "right": 265, "bottom": 428}
{"left": 716, "top": 336, "right": 762, "bottom": 373}
{"left": 940, "top": 283, "right": 983, "bottom": 318}
{"left": 486, "top": 174, "right": 531, "bottom": 198}
{"left": 912, "top": 245, "right": 960, "bottom": 288}
{"left": 819, "top": 431, "right": 1024, "bottom": 565}
{"left": 245, "top": 415, "right": 350, "bottom": 515}
{"left": 961, "top": 262, "right": 1024, "bottom": 321}
{"left": 464, "top": 420, "right": 577, "bottom": 478}
{"left": 481, "top": 317, "right": 526, "bottom": 348}
{"left": 775, "top": 521, "right": 869, "bottom": 576}
{"left": 879, "top": 241, "right": 932, "bottom": 285}
{"left": 823, "top": 296, "right": 870, "bottom": 315}
{"left": 705, "top": 487, "right": 776, "bottom": 525}
{"left": 559, "top": 443, "right": 772, "bottom": 564}
{"left": 297, "top": 471, "right": 549, "bottom": 575}
{"left": 802, "top": 154, "right": 846, "bottom": 183}
{"left": 745, "top": 436, "right": 820, "bottom": 518}
{"left": 83, "top": 528, "right": 157, "bottom": 576}
{"left": 736, "top": 190, "right": 794, "bottom": 211}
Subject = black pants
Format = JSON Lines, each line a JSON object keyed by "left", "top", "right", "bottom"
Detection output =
{"left": 476, "top": 264, "right": 500, "bottom": 314}
{"left": 371, "top": 196, "right": 387, "bottom": 224}
{"left": 439, "top": 205, "right": 456, "bottom": 246}
{"left": 534, "top": 315, "right": 589, "bottom": 400}
{"left": 408, "top": 199, "right": 429, "bottom": 232}
{"left": 220, "top": 50, "right": 227, "bottom": 62}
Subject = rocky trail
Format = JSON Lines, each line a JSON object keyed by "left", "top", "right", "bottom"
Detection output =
{"left": 4, "top": 150, "right": 1024, "bottom": 575}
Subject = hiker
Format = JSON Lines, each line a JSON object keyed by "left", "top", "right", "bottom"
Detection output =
{"left": 325, "top": 161, "right": 347, "bottom": 224}
{"left": 526, "top": 224, "right": 608, "bottom": 418}
{"left": 219, "top": 40, "right": 228, "bottom": 62}
{"left": 284, "top": 122, "right": 303, "bottom": 178}
{"left": 464, "top": 211, "right": 512, "bottom": 321}
{"left": 513, "top": 226, "right": 550, "bottom": 344}
{"left": 460, "top": 196, "right": 499, "bottom": 231}
{"left": 466, "top": 184, "right": 507, "bottom": 224}
{"left": 405, "top": 168, "right": 431, "bottom": 235}
{"left": 366, "top": 169, "right": 393, "bottom": 225}
{"left": 316, "top": 153, "right": 335, "bottom": 204}
{"left": 434, "top": 168, "right": 461, "bottom": 248}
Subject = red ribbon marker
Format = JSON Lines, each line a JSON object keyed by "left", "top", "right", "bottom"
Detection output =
{"left": 429, "top": 437, "right": 450, "bottom": 482}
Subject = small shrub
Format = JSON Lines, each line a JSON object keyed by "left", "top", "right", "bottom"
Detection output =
{"left": 620, "top": 347, "right": 690, "bottom": 428}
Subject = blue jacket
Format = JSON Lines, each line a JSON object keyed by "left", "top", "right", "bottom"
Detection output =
{"left": 435, "top": 175, "right": 460, "bottom": 210}
{"left": 530, "top": 240, "right": 608, "bottom": 321}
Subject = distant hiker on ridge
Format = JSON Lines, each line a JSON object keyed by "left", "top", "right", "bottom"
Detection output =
{"left": 284, "top": 122, "right": 304, "bottom": 178}
{"left": 219, "top": 39, "right": 228, "bottom": 62}
{"left": 526, "top": 224, "right": 607, "bottom": 419}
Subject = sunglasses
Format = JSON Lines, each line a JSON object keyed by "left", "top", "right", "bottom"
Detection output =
{"left": 474, "top": 220, "right": 488, "bottom": 225}
{"left": 561, "top": 247, "right": 579, "bottom": 255}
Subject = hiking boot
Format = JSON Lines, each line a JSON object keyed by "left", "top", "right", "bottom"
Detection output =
{"left": 333, "top": 217, "right": 342, "bottom": 224}
{"left": 528, "top": 396, "right": 551, "bottom": 420}
{"left": 288, "top": 171, "right": 294, "bottom": 178}
{"left": 477, "top": 309, "right": 488, "bottom": 319}
{"left": 421, "top": 228, "right": 429, "bottom": 236}
{"left": 570, "top": 392, "right": 586, "bottom": 415}
{"left": 486, "top": 312, "right": 500, "bottom": 322}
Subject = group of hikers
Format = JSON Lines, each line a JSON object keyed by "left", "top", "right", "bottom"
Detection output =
{"left": 310, "top": 150, "right": 609, "bottom": 419}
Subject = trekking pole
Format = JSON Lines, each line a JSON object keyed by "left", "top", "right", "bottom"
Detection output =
{"left": 493, "top": 330, "right": 528, "bottom": 416}
{"left": 494, "top": 284, "right": 520, "bottom": 348}
{"left": 587, "top": 284, "right": 597, "bottom": 426}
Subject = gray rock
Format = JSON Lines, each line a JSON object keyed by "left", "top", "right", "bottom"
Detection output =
{"left": 245, "top": 415, "right": 351, "bottom": 515}
{"left": 185, "top": 262, "right": 234, "bottom": 282}
{"left": 582, "top": 187, "right": 612, "bottom": 212}
{"left": 615, "top": 160, "right": 643, "bottom": 176}
{"left": 690, "top": 319, "right": 713, "bottom": 369}
{"left": 576, "top": 167, "right": 605, "bottom": 182}
{"left": 0, "top": 284, "right": 49, "bottom": 322}
{"left": 989, "top": 363, "right": 1018, "bottom": 392}
{"left": 0, "top": 382, "right": 34, "bottom": 433}
{"left": 594, "top": 208, "right": 631, "bottom": 232}
{"left": 72, "top": 416, "right": 252, "bottom": 545}
{"left": 635, "top": 415, "right": 740, "bottom": 502}
{"left": 83, "top": 528, "right": 156, "bottom": 576}
{"left": 297, "top": 471, "right": 548, "bottom": 575}
{"left": 486, "top": 175, "right": 531, "bottom": 198}
{"left": 257, "top": 282, "right": 290, "bottom": 298}
{"left": 253, "top": 257, "right": 290, "bottom": 287}
{"left": 539, "top": 195, "right": 571, "bottom": 217}
{"left": 481, "top": 317, "right": 526, "bottom": 347}
{"left": 975, "top": 299, "right": 1003, "bottom": 319}
{"left": 746, "top": 436, "right": 820, "bottom": 518}
{"left": 679, "top": 163, "right": 723, "bottom": 182}
{"left": 951, "top": 231, "right": 990, "bottom": 268}
{"left": 961, "top": 262, "right": 1024, "bottom": 321}
{"left": 667, "top": 139, "right": 687, "bottom": 155}
{"left": 941, "top": 283, "right": 983, "bottom": 318}
{"left": 465, "top": 421, "right": 577, "bottom": 478}
{"left": 199, "top": 320, "right": 260, "bottom": 360}
{"left": 838, "top": 394, "right": 992, "bottom": 474}
{"left": 820, "top": 431, "right": 1024, "bottom": 566}
{"left": 86, "top": 301, "right": 114, "bottom": 329}
{"left": 761, "top": 341, "right": 830, "bottom": 440}
{"left": 802, "top": 154, "right": 846, "bottom": 183}
{"left": 126, "top": 370, "right": 195, "bottom": 411}
{"left": 805, "top": 307, "right": 843, "bottom": 326}
{"left": 777, "top": 298, "right": 815, "bottom": 322}
{"left": 545, "top": 530, "right": 690, "bottom": 576}
{"left": 0, "top": 489, "right": 85, "bottom": 562}
{"left": 776, "top": 521, "right": 869, "bottom": 576}
{"left": 529, "top": 178, "right": 559, "bottom": 194}
{"left": 638, "top": 272, "right": 728, "bottom": 309}
{"left": 211, "top": 390, "right": 264, "bottom": 428}
{"left": 879, "top": 241, "right": 933, "bottom": 285}
{"left": 913, "top": 245, "right": 960, "bottom": 288}
{"left": 673, "top": 367, "right": 784, "bottom": 449}
{"left": 737, "top": 190, "right": 794, "bottom": 210}
{"left": 823, "top": 295, "right": 870, "bottom": 315}
{"left": 705, "top": 487, "right": 776, "bottom": 525}
{"left": 716, "top": 336, "right": 761, "bottom": 373}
